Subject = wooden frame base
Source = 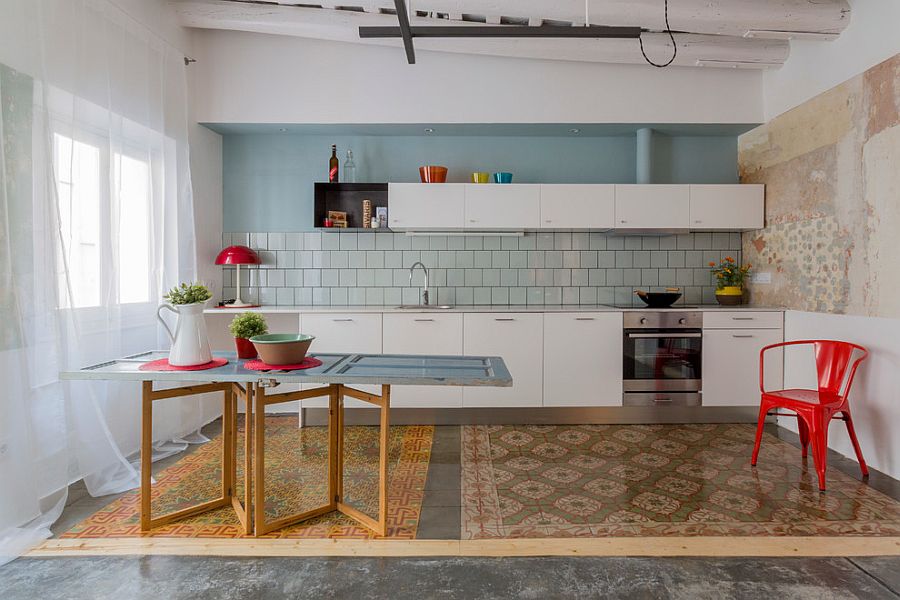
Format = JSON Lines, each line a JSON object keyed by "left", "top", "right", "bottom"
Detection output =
{"left": 139, "top": 379, "right": 391, "bottom": 537}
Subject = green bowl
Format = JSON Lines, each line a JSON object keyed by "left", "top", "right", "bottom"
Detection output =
{"left": 249, "top": 333, "right": 315, "bottom": 365}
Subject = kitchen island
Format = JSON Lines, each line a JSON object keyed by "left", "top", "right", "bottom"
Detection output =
{"left": 61, "top": 351, "right": 511, "bottom": 536}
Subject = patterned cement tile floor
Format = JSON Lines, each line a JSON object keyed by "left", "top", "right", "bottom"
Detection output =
{"left": 2, "top": 555, "right": 899, "bottom": 600}
{"left": 53, "top": 419, "right": 900, "bottom": 539}
{"left": 58, "top": 417, "right": 433, "bottom": 539}
{"left": 461, "top": 424, "right": 900, "bottom": 538}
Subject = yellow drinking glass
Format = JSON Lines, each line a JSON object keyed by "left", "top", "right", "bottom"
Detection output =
{"left": 472, "top": 172, "right": 490, "bottom": 183}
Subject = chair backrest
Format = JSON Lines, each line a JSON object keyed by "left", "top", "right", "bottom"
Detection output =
{"left": 810, "top": 340, "right": 868, "bottom": 399}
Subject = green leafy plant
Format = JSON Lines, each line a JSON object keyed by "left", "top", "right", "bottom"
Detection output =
{"left": 709, "top": 257, "right": 752, "bottom": 289}
{"left": 228, "top": 312, "right": 268, "bottom": 339}
{"left": 163, "top": 282, "right": 212, "bottom": 305}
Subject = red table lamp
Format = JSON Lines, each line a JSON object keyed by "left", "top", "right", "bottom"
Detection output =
{"left": 215, "top": 245, "right": 261, "bottom": 307}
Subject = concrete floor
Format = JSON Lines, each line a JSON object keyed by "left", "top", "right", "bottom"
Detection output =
{"left": 1, "top": 556, "right": 898, "bottom": 599}
{"left": 4, "top": 420, "right": 897, "bottom": 599}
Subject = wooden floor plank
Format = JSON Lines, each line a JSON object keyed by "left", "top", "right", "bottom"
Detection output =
{"left": 27, "top": 537, "right": 900, "bottom": 558}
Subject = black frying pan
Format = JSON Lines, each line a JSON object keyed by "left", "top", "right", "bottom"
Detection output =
{"left": 634, "top": 288, "right": 682, "bottom": 308}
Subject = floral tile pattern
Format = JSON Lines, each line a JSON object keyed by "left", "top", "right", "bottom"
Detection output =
{"left": 62, "top": 418, "right": 432, "bottom": 539}
{"left": 462, "top": 424, "right": 900, "bottom": 538}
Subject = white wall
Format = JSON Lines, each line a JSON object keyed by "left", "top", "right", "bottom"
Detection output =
{"left": 782, "top": 311, "right": 900, "bottom": 480}
{"left": 189, "top": 29, "right": 764, "bottom": 125}
{"left": 189, "top": 123, "right": 223, "bottom": 298}
{"left": 763, "top": 0, "right": 900, "bottom": 119}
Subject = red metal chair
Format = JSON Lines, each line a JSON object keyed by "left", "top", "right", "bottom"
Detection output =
{"left": 751, "top": 340, "right": 869, "bottom": 491}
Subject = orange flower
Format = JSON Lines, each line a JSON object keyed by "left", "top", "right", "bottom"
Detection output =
{"left": 708, "top": 262, "right": 716, "bottom": 267}
{"left": 725, "top": 256, "right": 735, "bottom": 262}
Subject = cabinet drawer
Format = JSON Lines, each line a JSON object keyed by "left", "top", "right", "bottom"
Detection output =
{"left": 383, "top": 313, "right": 463, "bottom": 408}
{"left": 463, "top": 313, "right": 543, "bottom": 407}
{"left": 703, "top": 311, "right": 783, "bottom": 329}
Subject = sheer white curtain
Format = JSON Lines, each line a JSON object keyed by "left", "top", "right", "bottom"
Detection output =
{"left": 0, "top": 0, "right": 218, "bottom": 563}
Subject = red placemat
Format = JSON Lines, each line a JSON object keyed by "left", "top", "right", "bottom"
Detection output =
{"left": 139, "top": 357, "right": 229, "bottom": 371}
{"left": 243, "top": 357, "right": 323, "bottom": 371}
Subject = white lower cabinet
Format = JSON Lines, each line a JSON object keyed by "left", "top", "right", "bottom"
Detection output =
{"left": 383, "top": 313, "right": 464, "bottom": 408}
{"left": 462, "top": 313, "right": 543, "bottom": 407}
{"left": 543, "top": 312, "right": 623, "bottom": 406}
{"left": 702, "top": 328, "right": 784, "bottom": 406}
{"left": 299, "top": 313, "right": 383, "bottom": 407}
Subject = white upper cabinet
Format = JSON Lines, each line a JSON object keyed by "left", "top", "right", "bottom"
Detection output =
{"left": 689, "top": 184, "right": 764, "bottom": 230}
{"left": 388, "top": 183, "right": 465, "bottom": 230}
{"left": 540, "top": 184, "right": 615, "bottom": 230}
{"left": 464, "top": 184, "right": 541, "bottom": 230}
{"left": 614, "top": 185, "right": 691, "bottom": 230}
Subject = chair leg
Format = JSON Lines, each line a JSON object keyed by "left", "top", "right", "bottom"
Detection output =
{"left": 806, "top": 412, "right": 830, "bottom": 492}
{"left": 797, "top": 417, "right": 810, "bottom": 458}
{"left": 750, "top": 403, "right": 768, "bottom": 466}
{"left": 843, "top": 412, "right": 869, "bottom": 478}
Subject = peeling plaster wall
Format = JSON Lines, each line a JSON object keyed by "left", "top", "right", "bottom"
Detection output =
{"left": 739, "top": 53, "right": 900, "bottom": 318}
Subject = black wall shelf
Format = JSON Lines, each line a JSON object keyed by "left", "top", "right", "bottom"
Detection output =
{"left": 313, "top": 182, "right": 388, "bottom": 229}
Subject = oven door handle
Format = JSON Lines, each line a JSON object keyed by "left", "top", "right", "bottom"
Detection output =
{"left": 626, "top": 332, "right": 702, "bottom": 339}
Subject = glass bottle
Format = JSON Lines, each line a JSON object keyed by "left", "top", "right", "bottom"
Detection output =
{"left": 343, "top": 149, "right": 357, "bottom": 183}
{"left": 328, "top": 144, "right": 339, "bottom": 183}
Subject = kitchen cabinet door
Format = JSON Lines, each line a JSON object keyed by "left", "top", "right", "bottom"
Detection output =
{"left": 462, "top": 313, "right": 543, "bottom": 407}
{"left": 543, "top": 312, "right": 623, "bottom": 406}
{"left": 388, "top": 183, "right": 465, "bottom": 230}
{"left": 614, "top": 185, "right": 690, "bottom": 230}
{"left": 540, "top": 184, "right": 615, "bottom": 230}
{"left": 689, "top": 184, "right": 764, "bottom": 230}
{"left": 383, "top": 313, "right": 464, "bottom": 408}
{"left": 299, "top": 312, "right": 383, "bottom": 407}
{"left": 464, "top": 184, "right": 541, "bottom": 230}
{"left": 702, "top": 328, "right": 783, "bottom": 406}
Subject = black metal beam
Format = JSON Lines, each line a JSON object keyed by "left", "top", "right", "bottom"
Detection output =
{"left": 393, "top": 0, "right": 416, "bottom": 64}
{"left": 359, "top": 25, "right": 643, "bottom": 40}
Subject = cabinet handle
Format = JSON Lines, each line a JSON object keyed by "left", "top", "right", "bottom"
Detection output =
{"left": 575, "top": 317, "right": 595, "bottom": 321}
{"left": 694, "top": 220, "right": 702, "bottom": 224}
{"left": 544, "top": 219, "right": 552, "bottom": 223}
{"left": 620, "top": 220, "right": 627, "bottom": 223}
{"left": 494, "top": 318, "right": 516, "bottom": 322}
{"left": 469, "top": 219, "right": 478, "bottom": 223}
{"left": 731, "top": 317, "right": 755, "bottom": 320}
{"left": 332, "top": 318, "right": 354, "bottom": 322}
{"left": 732, "top": 334, "right": 754, "bottom": 338}
{"left": 414, "top": 318, "right": 435, "bottom": 322}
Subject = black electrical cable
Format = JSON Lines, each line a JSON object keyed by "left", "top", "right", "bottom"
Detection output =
{"left": 640, "top": 0, "right": 677, "bottom": 68}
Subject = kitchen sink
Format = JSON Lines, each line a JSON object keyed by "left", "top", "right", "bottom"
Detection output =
{"left": 395, "top": 305, "right": 455, "bottom": 310}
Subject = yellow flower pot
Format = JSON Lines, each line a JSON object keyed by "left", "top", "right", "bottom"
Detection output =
{"left": 715, "top": 286, "right": 743, "bottom": 305}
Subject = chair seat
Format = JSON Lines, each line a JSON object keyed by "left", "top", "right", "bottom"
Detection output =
{"left": 762, "top": 388, "right": 844, "bottom": 410}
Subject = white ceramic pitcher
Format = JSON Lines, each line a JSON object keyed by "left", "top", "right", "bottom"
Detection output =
{"left": 156, "top": 302, "right": 213, "bottom": 366}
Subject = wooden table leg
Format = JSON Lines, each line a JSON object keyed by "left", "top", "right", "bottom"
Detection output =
{"left": 222, "top": 385, "right": 234, "bottom": 499}
{"left": 378, "top": 384, "right": 390, "bottom": 535}
{"left": 140, "top": 381, "right": 153, "bottom": 530}
{"left": 253, "top": 382, "right": 266, "bottom": 535}
{"left": 244, "top": 383, "right": 254, "bottom": 535}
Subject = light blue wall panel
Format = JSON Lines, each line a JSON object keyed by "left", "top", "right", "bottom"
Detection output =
{"left": 222, "top": 132, "right": 737, "bottom": 232}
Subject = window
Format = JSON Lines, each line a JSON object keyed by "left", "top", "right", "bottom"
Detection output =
{"left": 53, "top": 133, "right": 153, "bottom": 308}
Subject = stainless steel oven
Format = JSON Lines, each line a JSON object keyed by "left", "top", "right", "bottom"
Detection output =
{"left": 622, "top": 311, "right": 703, "bottom": 406}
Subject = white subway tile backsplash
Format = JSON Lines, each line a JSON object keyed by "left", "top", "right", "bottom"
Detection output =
{"left": 222, "top": 232, "right": 739, "bottom": 307}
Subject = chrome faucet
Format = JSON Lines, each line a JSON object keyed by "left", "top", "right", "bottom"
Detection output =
{"left": 409, "top": 261, "right": 429, "bottom": 305}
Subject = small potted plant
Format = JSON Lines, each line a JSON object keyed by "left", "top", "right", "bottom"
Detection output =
{"left": 709, "top": 257, "right": 752, "bottom": 305}
{"left": 228, "top": 312, "right": 268, "bottom": 359}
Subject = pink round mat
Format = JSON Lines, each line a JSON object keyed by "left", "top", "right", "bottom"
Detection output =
{"left": 139, "top": 357, "right": 229, "bottom": 371}
{"left": 243, "top": 357, "right": 323, "bottom": 371}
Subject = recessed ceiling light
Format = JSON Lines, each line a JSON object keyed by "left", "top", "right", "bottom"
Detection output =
{"left": 424, "top": 128, "right": 434, "bottom": 133}
{"left": 569, "top": 128, "right": 580, "bottom": 134}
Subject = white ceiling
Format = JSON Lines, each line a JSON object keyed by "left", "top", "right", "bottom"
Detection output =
{"left": 174, "top": 0, "right": 851, "bottom": 69}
